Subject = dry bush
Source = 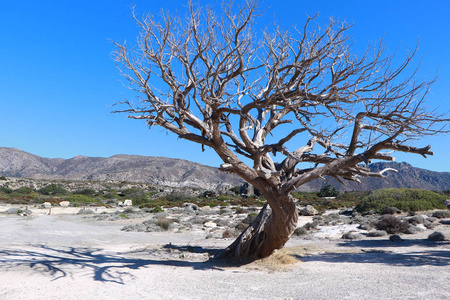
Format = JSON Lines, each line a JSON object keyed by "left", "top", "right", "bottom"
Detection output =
{"left": 222, "top": 229, "right": 235, "bottom": 238}
{"left": 293, "top": 227, "right": 308, "bottom": 236}
{"left": 375, "top": 215, "right": 409, "bottom": 234}
{"left": 155, "top": 217, "right": 173, "bottom": 231}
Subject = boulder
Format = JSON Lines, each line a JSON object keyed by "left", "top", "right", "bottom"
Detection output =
{"left": 428, "top": 231, "right": 446, "bottom": 241}
{"left": 59, "top": 201, "right": 70, "bottom": 207}
{"left": 122, "top": 199, "right": 133, "bottom": 206}
{"left": 5, "top": 207, "right": 22, "bottom": 214}
{"left": 301, "top": 205, "right": 318, "bottom": 216}
{"left": 408, "top": 215, "right": 425, "bottom": 225}
{"left": 342, "top": 231, "right": 363, "bottom": 240}
{"left": 200, "top": 206, "right": 211, "bottom": 212}
{"left": 121, "top": 223, "right": 146, "bottom": 232}
{"left": 405, "top": 225, "right": 423, "bottom": 234}
{"left": 424, "top": 221, "right": 439, "bottom": 230}
{"left": 431, "top": 210, "right": 450, "bottom": 219}
{"left": 367, "top": 230, "right": 387, "bottom": 237}
{"left": 358, "top": 222, "right": 373, "bottom": 231}
{"left": 183, "top": 203, "right": 199, "bottom": 211}
{"left": 77, "top": 208, "right": 94, "bottom": 215}
{"left": 389, "top": 234, "right": 403, "bottom": 242}
{"left": 39, "top": 202, "right": 52, "bottom": 209}
{"left": 444, "top": 199, "right": 450, "bottom": 208}
{"left": 203, "top": 221, "right": 217, "bottom": 228}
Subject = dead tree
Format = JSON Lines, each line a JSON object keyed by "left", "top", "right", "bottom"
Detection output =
{"left": 113, "top": 0, "right": 448, "bottom": 259}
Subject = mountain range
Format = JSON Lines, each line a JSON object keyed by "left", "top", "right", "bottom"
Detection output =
{"left": 0, "top": 147, "right": 449, "bottom": 191}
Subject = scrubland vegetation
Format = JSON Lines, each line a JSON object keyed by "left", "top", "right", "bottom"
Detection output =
{"left": 0, "top": 178, "right": 448, "bottom": 215}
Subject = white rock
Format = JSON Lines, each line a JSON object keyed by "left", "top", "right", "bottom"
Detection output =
{"left": 204, "top": 222, "right": 217, "bottom": 228}
{"left": 59, "top": 201, "right": 70, "bottom": 207}
{"left": 123, "top": 199, "right": 133, "bottom": 206}
{"left": 40, "top": 202, "right": 52, "bottom": 209}
{"left": 200, "top": 206, "right": 211, "bottom": 211}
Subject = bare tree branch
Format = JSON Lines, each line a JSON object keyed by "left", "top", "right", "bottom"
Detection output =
{"left": 113, "top": 0, "right": 449, "bottom": 259}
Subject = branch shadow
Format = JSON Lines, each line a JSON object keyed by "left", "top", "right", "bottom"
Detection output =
{"left": 299, "top": 238, "right": 450, "bottom": 267}
{"left": 0, "top": 243, "right": 229, "bottom": 284}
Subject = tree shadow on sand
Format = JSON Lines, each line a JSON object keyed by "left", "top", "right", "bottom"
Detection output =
{"left": 0, "top": 244, "right": 231, "bottom": 284}
{"left": 300, "top": 238, "right": 450, "bottom": 267}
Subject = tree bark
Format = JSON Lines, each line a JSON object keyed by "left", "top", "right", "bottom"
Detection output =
{"left": 217, "top": 191, "right": 298, "bottom": 260}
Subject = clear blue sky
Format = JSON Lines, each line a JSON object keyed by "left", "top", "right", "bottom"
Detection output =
{"left": 0, "top": 0, "right": 449, "bottom": 172}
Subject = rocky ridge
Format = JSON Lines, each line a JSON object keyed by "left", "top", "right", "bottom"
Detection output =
{"left": 0, "top": 147, "right": 449, "bottom": 191}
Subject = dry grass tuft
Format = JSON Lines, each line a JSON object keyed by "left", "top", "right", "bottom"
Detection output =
{"left": 155, "top": 217, "right": 173, "bottom": 230}
{"left": 251, "top": 248, "right": 301, "bottom": 272}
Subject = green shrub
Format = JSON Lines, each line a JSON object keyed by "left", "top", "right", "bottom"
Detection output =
{"left": 73, "top": 188, "right": 96, "bottom": 196}
{"left": 317, "top": 185, "right": 340, "bottom": 197}
{"left": 151, "top": 205, "right": 164, "bottom": 213}
{"left": 37, "top": 184, "right": 68, "bottom": 195}
{"left": 123, "top": 207, "right": 134, "bottom": 213}
{"left": 355, "top": 188, "right": 447, "bottom": 214}
{"left": 0, "top": 176, "right": 7, "bottom": 180}
{"left": 0, "top": 187, "right": 14, "bottom": 194}
{"left": 121, "top": 188, "right": 146, "bottom": 199}
{"left": 165, "top": 191, "right": 189, "bottom": 202}
{"left": 65, "top": 194, "right": 99, "bottom": 204}
{"left": 217, "top": 195, "right": 228, "bottom": 201}
{"left": 132, "top": 196, "right": 152, "bottom": 206}
{"left": 235, "top": 207, "right": 247, "bottom": 214}
{"left": 14, "top": 187, "right": 34, "bottom": 194}
{"left": 229, "top": 186, "right": 241, "bottom": 195}
{"left": 119, "top": 213, "right": 129, "bottom": 219}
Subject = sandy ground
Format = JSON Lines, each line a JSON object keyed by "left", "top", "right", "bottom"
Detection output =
{"left": 0, "top": 205, "right": 449, "bottom": 300}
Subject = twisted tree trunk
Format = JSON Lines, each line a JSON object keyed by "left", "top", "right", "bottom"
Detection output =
{"left": 218, "top": 191, "right": 298, "bottom": 259}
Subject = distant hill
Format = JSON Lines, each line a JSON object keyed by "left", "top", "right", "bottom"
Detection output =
{"left": 297, "top": 161, "right": 450, "bottom": 192}
{"left": 0, "top": 147, "right": 242, "bottom": 189}
{"left": 0, "top": 147, "right": 449, "bottom": 191}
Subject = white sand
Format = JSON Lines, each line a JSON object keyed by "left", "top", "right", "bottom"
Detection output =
{"left": 0, "top": 205, "right": 449, "bottom": 299}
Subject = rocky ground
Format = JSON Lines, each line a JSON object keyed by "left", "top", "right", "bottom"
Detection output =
{"left": 0, "top": 203, "right": 449, "bottom": 299}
